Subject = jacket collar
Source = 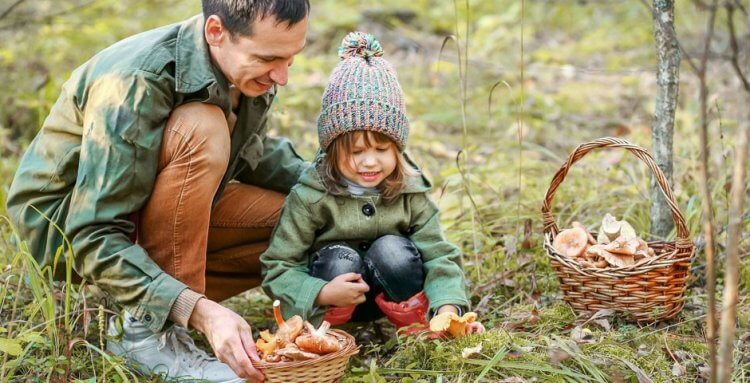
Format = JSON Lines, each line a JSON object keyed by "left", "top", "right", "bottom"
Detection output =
{"left": 175, "top": 15, "right": 222, "bottom": 94}
{"left": 175, "top": 15, "right": 275, "bottom": 109}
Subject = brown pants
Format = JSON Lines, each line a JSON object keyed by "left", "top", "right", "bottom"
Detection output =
{"left": 136, "top": 102, "right": 285, "bottom": 302}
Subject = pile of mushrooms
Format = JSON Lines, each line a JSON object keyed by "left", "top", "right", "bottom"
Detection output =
{"left": 552, "top": 214, "right": 657, "bottom": 268}
{"left": 256, "top": 300, "right": 344, "bottom": 363}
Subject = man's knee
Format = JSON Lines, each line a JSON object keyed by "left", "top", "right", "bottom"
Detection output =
{"left": 164, "top": 102, "right": 230, "bottom": 174}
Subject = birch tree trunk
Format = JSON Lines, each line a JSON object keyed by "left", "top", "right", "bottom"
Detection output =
{"left": 650, "top": 0, "right": 679, "bottom": 239}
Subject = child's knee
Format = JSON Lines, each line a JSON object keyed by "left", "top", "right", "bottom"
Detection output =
{"left": 368, "top": 235, "right": 423, "bottom": 275}
{"left": 367, "top": 236, "right": 424, "bottom": 299}
{"left": 309, "top": 243, "right": 365, "bottom": 281}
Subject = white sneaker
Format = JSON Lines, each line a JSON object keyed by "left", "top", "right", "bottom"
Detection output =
{"left": 107, "top": 312, "right": 244, "bottom": 382}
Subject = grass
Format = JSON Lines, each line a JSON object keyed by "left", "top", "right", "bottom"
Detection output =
{"left": 2, "top": 0, "right": 750, "bottom": 382}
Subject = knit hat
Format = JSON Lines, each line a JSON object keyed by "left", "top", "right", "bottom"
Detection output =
{"left": 317, "top": 31, "right": 409, "bottom": 151}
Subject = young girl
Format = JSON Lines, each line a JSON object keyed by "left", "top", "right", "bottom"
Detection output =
{"left": 261, "top": 32, "right": 484, "bottom": 335}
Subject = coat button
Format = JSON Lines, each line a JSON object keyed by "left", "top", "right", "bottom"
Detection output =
{"left": 144, "top": 314, "right": 152, "bottom": 322}
{"left": 361, "top": 203, "right": 375, "bottom": 216}
{"left": 359, "top": 241, "right": 371, "bottom": 251}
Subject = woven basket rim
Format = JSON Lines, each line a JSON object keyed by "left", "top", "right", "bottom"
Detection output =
{"left": 252, "top": 329, "right": 360, "bottom": 371}
{"left": 543, "top": 232, "right": 693, "bottom": 274}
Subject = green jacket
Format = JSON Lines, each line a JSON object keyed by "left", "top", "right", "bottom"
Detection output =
{"left": 5, "top": 15, "right": 307, "bottom": 333}
{"left": 260, "top": 155, "right": 469, "bottom": 324}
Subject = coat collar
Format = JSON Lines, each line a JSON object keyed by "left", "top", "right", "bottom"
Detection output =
{"left": 174, "top": 15, "right": 275, "bottom": 110}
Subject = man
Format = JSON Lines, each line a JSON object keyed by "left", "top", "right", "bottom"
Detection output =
{"left": 6, "top": 1, "right": 310, "bottom": 381}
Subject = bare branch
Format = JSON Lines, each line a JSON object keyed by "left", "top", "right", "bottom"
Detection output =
{"left": 0, "top": 0, "right": 26, "bottom": 21}
{"left": 726, "top": 3, "right": 750, "bottom": 92}
{"left": 0, "top": 0, "right": 97, "bottom": 31}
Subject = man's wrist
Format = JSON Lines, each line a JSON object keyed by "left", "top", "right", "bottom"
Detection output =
{"left": 169, "top": 289, "right": 205, "bottom": 329}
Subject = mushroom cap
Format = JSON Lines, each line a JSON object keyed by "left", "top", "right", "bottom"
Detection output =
{"left": 276, "top": 315, "right": 304, "bottom": 346}
{"left": 429, "top": 311, "right": 479, "bottom": 338}
{"left": 275, "top": 344, "right": 319, "bottom": 361}
{"left": 604, "top": 236, "right": 639, "bottom": 255}
{"left": 587, "top": 244, "right": 635, "bottom": 268}
{"left": 572, "top": 222, "right": 597, "bottom": 245}
{"left": 552, "top": 228, "right": 590, "bottom": 258}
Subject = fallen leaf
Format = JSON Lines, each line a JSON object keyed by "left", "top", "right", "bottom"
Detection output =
{"left": 618, "top": 357, "right": 656, "bottom": 383}
{"left": 592, "top": 319, "right": 611, "bottom": 331}
{"left": 461, "top": 342, "right": 483, "bottom": 358}
{"left": 549, "top": 348, "right": 570, "bottom": 365}
{"left": 637, "top": 344, "right": 649, "bottom": 357}
{"left": 571, "top": 326, "right": 595, "bottom": 344}
{"left": 499, "top": 378, "right": 527, "bottom": 383}
{"left": 671, "top": 362, "right": 685, "bottom": 376}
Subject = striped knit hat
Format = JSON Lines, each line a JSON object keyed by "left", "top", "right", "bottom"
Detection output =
{"left": 317, "top": 31, "right": 409, "bottom": 151}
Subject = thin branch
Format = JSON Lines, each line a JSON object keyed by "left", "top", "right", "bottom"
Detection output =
{"left": 0, "top": 0, "right": 97, "bottom": 31}
{"left": 726, "top": 3, "right": 750, "bottom": 92}
{"left": 0, "top": 0, "right": 25, "bottom": 21}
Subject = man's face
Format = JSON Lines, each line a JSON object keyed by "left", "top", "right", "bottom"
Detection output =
{"left": 206, "top": 15, "right": 308, "bottom": 97}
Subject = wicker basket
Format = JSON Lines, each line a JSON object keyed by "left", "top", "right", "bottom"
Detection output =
{"left": 541, "top": 137, "right": 694, "bottom": 322}
{"left": 252, "top": 329, "right": 360, "bottom": 383}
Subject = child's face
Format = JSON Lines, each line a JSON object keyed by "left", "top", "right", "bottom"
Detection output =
{"left": 337, "top": 132, "right": 397, "bottom": 188}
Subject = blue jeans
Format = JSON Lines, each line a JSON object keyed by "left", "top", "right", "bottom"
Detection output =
{"left": 310, "top": 235, "right": 425, "bottom": 321}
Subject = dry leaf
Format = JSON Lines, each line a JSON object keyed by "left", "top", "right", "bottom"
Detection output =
{"left": 592, "top": 319, "right": 611, "bottom": 331}
{"left": 549, "top": 348, "right": 570, "bottom": 365}
{"left": 671, "top": 362, "right": 686, "bottom": 376}
{"left": 571, "top": 326, "right": 595, "bottom": 344}
{"left": 461, "top": 342, "right": 483, "bottom": 358}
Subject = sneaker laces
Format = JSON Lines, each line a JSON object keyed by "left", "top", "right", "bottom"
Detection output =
{"left": 158, "top": 326, "right": 215, "bottom": 371}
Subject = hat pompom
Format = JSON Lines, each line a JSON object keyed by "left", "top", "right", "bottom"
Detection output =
{"left": 338, "top": 31, "right": 384, "bottom": 60}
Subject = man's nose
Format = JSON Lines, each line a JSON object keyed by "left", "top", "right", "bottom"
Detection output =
{"left": 269, "top": 61, "right": 290, "bottom": 86}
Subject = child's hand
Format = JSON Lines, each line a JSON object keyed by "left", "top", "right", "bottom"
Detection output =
{"left": 316, "top": 273, "right": 370, "bottom": 307}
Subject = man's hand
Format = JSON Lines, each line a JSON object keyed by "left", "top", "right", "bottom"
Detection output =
{"left": 189, "top": 298, "right": 265, "bottom": 382}
{"left": 315, "top": 272, "right": 370, "bottom": 307}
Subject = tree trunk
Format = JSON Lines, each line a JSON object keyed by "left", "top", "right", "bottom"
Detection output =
{"left": 717, "top": 92, "right": 749, "bottom": 383}
{"left": 650, "top": 0, "right": 679, "bottom": 239}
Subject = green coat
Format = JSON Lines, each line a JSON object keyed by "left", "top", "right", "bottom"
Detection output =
{"left": 261, "top": 155, "right": 469, "bottom": 324}
{"left": 5, "top": 15, "right": 307, "bottom": 333}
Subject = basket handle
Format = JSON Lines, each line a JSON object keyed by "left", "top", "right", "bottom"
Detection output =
{"left": 541, "top": 137, "right": 691, "bottom": 245}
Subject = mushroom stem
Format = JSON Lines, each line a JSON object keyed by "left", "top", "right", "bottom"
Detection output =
{"left": 272, "top": 300, "right": 284, "bottom": 326}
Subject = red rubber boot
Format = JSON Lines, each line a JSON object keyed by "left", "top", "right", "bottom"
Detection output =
{"left": 323, "top": 305, "right": 356, "bottom": 325}
{"left": 374, "top": 291, "right": 430, "bottom": 334}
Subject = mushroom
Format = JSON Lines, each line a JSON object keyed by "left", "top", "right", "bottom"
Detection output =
{"left": 429, "top": 312, "right": 478, "bottom": 338}
{"left": 587, "top": 244, "right": 635, "bottom": 268}
{"left": 256, "top": 330, "right": 278, "bottom": 358}
{"left": 295, "top": 321, "right": 342, "bottom": 354}
{"left": 273, "top": 300, "right": 304, "bottom": 346}
{"left": 274, "top": 343, "right": 319, "bottom": 361}
{"left": 572, "top": 222, "right": 596, "bottom": 245}
{"left": 552, "top": 228, "right": 589, "bottom": 258}
{"left": 598, "top": 214, "right": 621, "bottom": 244}
{"left": 604, "top": 236, "right": 639, "bottom": 256}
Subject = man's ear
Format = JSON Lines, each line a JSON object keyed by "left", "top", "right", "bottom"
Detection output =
{"left": 204, "top": 15, "right": 226, "bottom": 46}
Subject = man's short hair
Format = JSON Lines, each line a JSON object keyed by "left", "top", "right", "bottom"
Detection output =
{"left": 201, "top": 0, "right": 310, "bottom": 37}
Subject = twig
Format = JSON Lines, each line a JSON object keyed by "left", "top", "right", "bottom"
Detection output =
{"left": 0, "top": 0, "right": 25, "bottom": 21}
{"left": 726, "top": 3, "right": 750, "bottom": 92}
{"left": 0, "top": 0, "right": 97, "bottom": 31}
